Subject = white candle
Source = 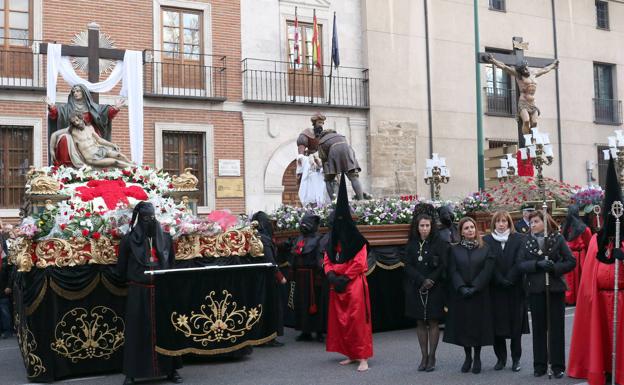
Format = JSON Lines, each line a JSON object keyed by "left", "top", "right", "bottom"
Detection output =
{"left": 500, "top": 159, "right": 508, "bottom": 168}
{"left": 426, "top": 159, "right": 433, "bottom": 168}
{"left": 604, "top": 149, "right": 611, "bottom": 160}
{"left": 509, "top": 159, "right": 518, "bottom": 169}
{"left": 544, "top": 144, "right": 554, "bottom": 157}
{"left": 615, "top": 130, "right": 623, "bottom": 140}
{"left": 529, "top": 146, "right": 537, "bottom": 158}
{"left": 609, "top": 136, "right": 617, "bottom": 148}
{"left": 440, "top": 157, "right": 447, "bottom": 167}
{"left": 535, "top": 135, "right": 544, "bottom": 145}
{"left": 612, "top": 148, "right": 619, "bottom": 158}
{"left": 542, "top": 134, "right": 550, "bottom": 144}
{"left": 523, "top": 134, "right": 533, "bottom": 145}
{"left": 520, "top": 148, "right": 528, "bottom": 160}
{"left": 531, "top": 127, "right": 540, "bottom": 136}
{"left": 497, "top": 169, "right": 503, "bottom": 178}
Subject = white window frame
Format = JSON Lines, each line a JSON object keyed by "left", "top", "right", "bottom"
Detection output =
{"left": 154, "top": 122, "right": 215, "bottom": 211}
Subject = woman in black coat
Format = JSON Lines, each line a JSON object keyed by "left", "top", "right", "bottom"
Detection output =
{"left": 517, "top": 210, "right": 575, "bottom": 378}
{"left": 403, "top": 209, "right": 448, "bottom": 372}
{"left": 443, "top": 217, "right": 495, "bottom": 374}
{"left": 483, "top": 211, "right": 529, "bottom": 373}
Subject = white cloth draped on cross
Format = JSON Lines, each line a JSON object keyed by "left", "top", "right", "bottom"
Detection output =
{"left": 46, "top": 43, "right": 144, "bottom": 165}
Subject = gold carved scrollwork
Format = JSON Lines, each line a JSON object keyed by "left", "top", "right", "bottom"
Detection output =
{"left": 175, "top": 235, "right": 201, "bottom": 260}
{"left": 34, "top": 238, "right": 73, "bottom": 269}
{"left": 10, "top": 237, "right": 34, "bottom": 272}
{"left": 175, "top": 228, "right": 264, "bottom": 260}
{"left": 171, "top": 290, "right": 262, "bottom": 345}
{"left": 26, "top": 167, "right": 60, "bottom": 195}
{"left": 15, "top": 314, "right": 47, "bottom": 378}
{"left": 50, "top": 306, "right": 125, "bottom": 362}
{"left": 90, "top": 237, "right": 120, "bottom": 265}
{"left": 172, "top": 168, "right": 199, "bottom": 191}
{"left": 248, "top": 221, "right": 264, "bottom": 257}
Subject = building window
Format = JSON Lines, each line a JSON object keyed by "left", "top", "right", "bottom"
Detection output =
{"left": 287, "top": 19, "right": 323, "bottom": 97}
{"left": 162, "top": 131, "right": 205, "bottom": 205}
{"left": 597, "top": 145, "right": 609, "bottom": 188}
{"left": 489, "top": 0, "right": 505, "bottom": 11}
{"left": 0, "top": 125, "right": 32, "bottom": 208}
{"left": 488, "top": 139, "right": 516, "bottom": 149}
{"left": 161, "top": 7, "right": 203, "bottom": 89}
{"left": 593, "top": 62, "right": 621, "bottom": 124}
{"left": 0, "top": 0, "right": 31, "bottom": 47}
{"left": 485, "top": 49, "right": 515, "bottom": 116}
{"left": 596, "top": 1, "right": 609, "bottom": 30}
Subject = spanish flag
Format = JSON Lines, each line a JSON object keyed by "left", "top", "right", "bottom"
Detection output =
{"left": 312, "top": 10, "right": 321, "bottom": 70}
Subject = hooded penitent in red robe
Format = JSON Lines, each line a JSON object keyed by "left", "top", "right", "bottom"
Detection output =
{"left": 324, "top": 245, "right": 373, "bottom": 360}
{"left": 564, "top": 227, "right": 592, "bottom": 305}
{"left": 568, "top": 234, "right": 624, "bottom": 385}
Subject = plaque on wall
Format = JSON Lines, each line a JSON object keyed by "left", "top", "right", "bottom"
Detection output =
{"left": 216, "top": 177, "right": 244, "bottom": 198}
{"left": 218, "top": 159, "right": 241, "bottom": 176}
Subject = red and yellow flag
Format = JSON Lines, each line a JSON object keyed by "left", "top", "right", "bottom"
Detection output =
{"left": 312, "top": 11, "right": 321, "bottom": 69}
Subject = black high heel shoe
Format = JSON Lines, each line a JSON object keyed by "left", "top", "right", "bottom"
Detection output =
{"left": 461, "top": 357, "right": 472, "bottom": 373}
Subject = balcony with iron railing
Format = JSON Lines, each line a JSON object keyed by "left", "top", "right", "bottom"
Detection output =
{"left": 593, "top": 98, "right": 622, "bottom": 125}
{"left": 0, "top": 39, "right": 45, "bottom": 90}
{"left": 143, "top": 50, "right": 227, "bottom": 101}
{"left": 483, "top": 86, "right": 516, "bottom": 117}
{"left": 241, "top": 58, "right": 369, "bottom": 109}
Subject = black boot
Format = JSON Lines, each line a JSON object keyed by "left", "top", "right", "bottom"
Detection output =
{"left": 123, "top": 377, "right": 135, "bottom": 385}
{"left": 167, "top": 370, "right": 183, "bottom": 383}
{"left": 472, "top": 347, "right": 482, "bottom": 374}
{"left": 512, "top": 360, "right": 521, "bottom": 372}
{"left": 461, "top": 347, "right": 472, "bottom": 373}
{"left": 494, "top": 358, "right": 505, "bottom": 370}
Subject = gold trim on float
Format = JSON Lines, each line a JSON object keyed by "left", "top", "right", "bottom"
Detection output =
{"left": 155, "top": 332, "right": 278, "bottom": 356}
{"left": 101, "top": 275, "right": 128, "bottom": 297}
{"left": 50, "top": 274, "right": 101, "bottom": 301}
{"left": 25, "top": 277, "right": 48, "bottom": 316}
{"left": 365, "top": 261, "right": 405, "bottom": 276}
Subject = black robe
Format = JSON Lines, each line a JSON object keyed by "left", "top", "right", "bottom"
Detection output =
{"left": 117, "top": 232, "right": 182, "bottom": 379}
{"left": 290, "top": 233, "right": 327, "bottom": 333}
{"left": 483, "top": 233, "right": 530, "bottom": 338}
{"left": 443, "top": 243, "right": 495, "bottom": 347}
{"left": 402, "top": 236, "right": 448, "bottom": 321}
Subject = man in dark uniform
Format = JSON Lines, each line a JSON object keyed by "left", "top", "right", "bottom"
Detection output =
{"left": 315, "top": 119, "right": 368, "bottom": 200}
{"left": 514, "top": 205, "right": 534, "bottom": 234}
{"left": 117, "top": 202, "right": 183, "bottom": 385}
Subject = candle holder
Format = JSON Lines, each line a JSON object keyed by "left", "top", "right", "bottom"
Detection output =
{"left": 519, "top": 127, "right": 553, "bottom": 201}
{"left": 424, "top": 153, "right": 450, "bottom": 200}
{"left": 497, "top": 153, "right": 518, "bottom": 183}
{"left": 604, "top": 129, "right": 624, "bottom": 186}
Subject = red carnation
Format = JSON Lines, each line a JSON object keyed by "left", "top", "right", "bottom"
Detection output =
{"left": 81, "top": 229, "right": 89, "bottom": 237}
{"left": 85, "top": 212, "right": 91, "bottom": 218}
{"left": 168, "top": 183, "right": 174, "bottom": 189}
{"left": 92, "top": 231, "right": 101, "bottom": 240}
{"left": 60, "top": 223, "right": 67, "bottom": 230}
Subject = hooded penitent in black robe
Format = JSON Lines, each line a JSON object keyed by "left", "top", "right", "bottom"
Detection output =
{"left": 437, "top": 206, "right": 459, "bottom": 244}
{"left": 291, "top": 213, "right": 327, "bottom": 335}
{"left": 117, "top": 202, "right": 182, "bottom": 380}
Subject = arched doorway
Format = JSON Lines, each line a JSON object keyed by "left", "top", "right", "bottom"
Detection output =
{"left": 281, "top": 159, "right": 300, "bottom": 206}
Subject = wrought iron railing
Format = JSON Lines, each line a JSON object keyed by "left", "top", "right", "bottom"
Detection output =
{"left": 594, "top": 98, "right": 622, "bottom": 125}
{"left": 483, "top": 86, "right": 516, "bottom": 117}
{"left": 143, "top": 50, "right": 227, "bottom": 100}
{"left": 241, "top": 58, "right": 369, "bottom": 108}
{"left": 0, "top": 39, "right": 45, "bottom": 90}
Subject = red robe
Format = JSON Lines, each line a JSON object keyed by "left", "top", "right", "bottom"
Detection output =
{"left": 324, "top": 245, "right": 373, "bottom": 360}
{"left": 568, "top": 235, "right": 624, "bottom": 385}
{"left": 565, "top": 227, "right": 593, "bottom": 305}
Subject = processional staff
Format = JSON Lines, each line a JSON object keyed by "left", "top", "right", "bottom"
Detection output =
{"left": 542, "top": 201, "right": 553, "bottom": 379}
{"left": 610, "top": 201, "right": 623, "bottom": 385}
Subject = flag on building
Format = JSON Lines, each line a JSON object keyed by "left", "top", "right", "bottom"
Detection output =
{"left": 293, "top": 7, "right": 300, "bottom": 65}
{"left": 331, "top": 12, "right": 340, "bottom": 68}
{"left": 312, "top": 10, "right": 322, "bottom": 70}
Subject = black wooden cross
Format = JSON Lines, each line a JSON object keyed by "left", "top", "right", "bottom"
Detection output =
{"left": 40, "top": 22, "right": 126, "bottom": 103}
{"left": 478, "top": 36, "right": 554, "bottom": 69}
{"left": 479, "top": 36, "right": 557, "bottom": 147}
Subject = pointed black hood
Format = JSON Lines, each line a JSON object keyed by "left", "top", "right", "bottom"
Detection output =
{"left": 597, "top": 157, "right": 623, "bottom": 264}
{"left": 327, "top": 173, "right": 368, "bottom": 264}
{"left": 561, "top": 204, "right": 587, "bottom": 242}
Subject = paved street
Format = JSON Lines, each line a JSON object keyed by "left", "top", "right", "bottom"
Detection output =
{"left": 0, "top": 307, "right": 592, "bottom": 385}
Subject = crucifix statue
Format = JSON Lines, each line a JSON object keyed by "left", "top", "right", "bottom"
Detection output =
{"left": 480, "top": 37, "right": 559, "bottom": 147}
{"left": 41, "top": 22, "right": 128, "bottom": 166}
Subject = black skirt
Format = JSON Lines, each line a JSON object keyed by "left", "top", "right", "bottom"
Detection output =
{"left": 443, "top": 286, "right": 495, "bottom": 347}
{"left": 404, "top": 282, "right": 445, "bottom": 321}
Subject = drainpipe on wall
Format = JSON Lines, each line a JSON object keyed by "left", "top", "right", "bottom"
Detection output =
{"left": 474, "top": 0, "right": 485, "bottom": 190}
{"left": 551, "top": 0, "right": 564, "bottom": 181}
{"left": 424, "top": 0, "right": 434, "bottom": 198}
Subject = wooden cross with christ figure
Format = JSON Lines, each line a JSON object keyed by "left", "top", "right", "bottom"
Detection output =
{"left": 478, "top": 36, "right": 558, "bottom": 148}
{"left": 40, "top": 22, "right": 126, "bottom": 103}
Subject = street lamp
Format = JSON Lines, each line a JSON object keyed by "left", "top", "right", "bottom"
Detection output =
{"left": 604, "top": 129, "right": 624, "bottom": 186}
{"left": 424, "top": 153, "right": 450, "bottom": 200}
{"left": 519, "top": 127, "right": 554, "bottom": 201}
{"left": 497, "top": 153, "right": 518, "bottom": 182}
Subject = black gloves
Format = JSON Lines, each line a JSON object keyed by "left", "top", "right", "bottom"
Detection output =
{"left": 459, "top": 286, "right": 475, "bottom": 298}
{"left": 334, "top": 276, "right": 350, "bottom": 293}
{"left": 327, "top": 271, "right": 350, "bottom": 293}
{"left": 613, "top": 249, "right": 624, "bottom": 261}
{"left": 536, "top": 259, "right": 555, "bottom": 272}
